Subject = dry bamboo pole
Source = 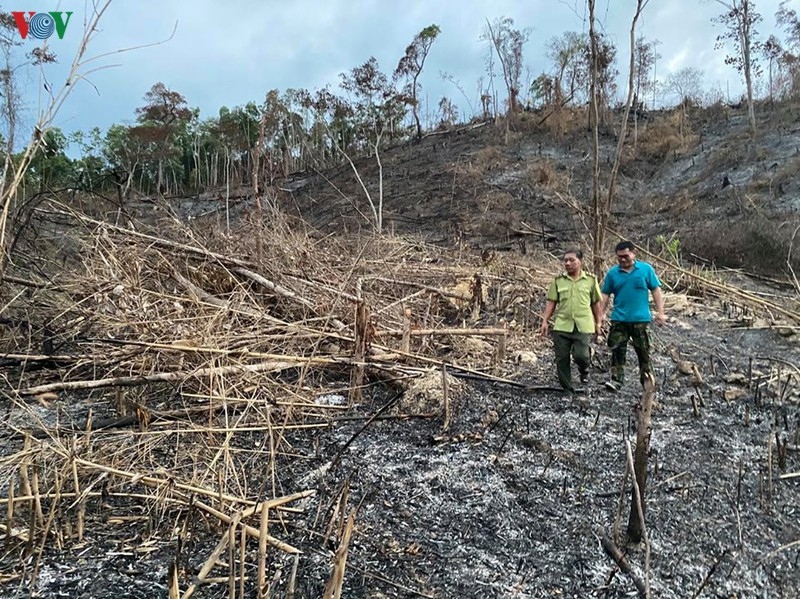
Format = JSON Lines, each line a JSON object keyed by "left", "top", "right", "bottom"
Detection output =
{"left": 232, "top": 267, "right": 315, "bottom": 309}
{"left": 495, "top": 322, "right": 508, "bottom": 367}
{"left": 767, "top": 430, "right": 773, "bottom": 513}
{"left": 349, "top": 278, "right": 368, "bottom": 405}
{"left": 182, "top": 528, "right": 231, "bottom": 599}
{"left": 322, "top": 512, "right": 355, "bottom": 599}
{"left": 169, "top": 561, "right": 181, "bottom": 599}
{"left": 598, "top": 528, "right": 648, "bottom": 598}
{"left": 367, "top": 276, "right": 472, "bottom": 301}
{"left": 5, "top": 470, "right": 14, "bottom": 548}
{"left": 55, "top": 453, "right": 314, "bottom": 514}
{"left": 287, "top": 553, "right": 299, "bottom": 599}
{"left": 71, "top": 453, "right": 84, "bottom": 542}
{"left": 19, "top": 436, "right": 32, "bottom": 499}
{"left": 257, "top": 505, "right": 270, "bottom": 599}
{"left": 613, "top": 450, "right": 631, "bottom": 547}
{"left": 238, "top": 525, "right": 247, "bottom": 599}
{"left": 30, "top": 460, "right": 44, "bottom": 528}
{"left": 193, "top": 500, "right": 300, "bottom": 554}
{"left": 625, "top": 439, "right": 651, "bottom": 598}
{"left": 377, "top": 326, "right": 509, "bottom": 337}
{"left": 18, "top": 359, "right": 297, "bottom": 396}
{"left": 228, "top": 512, "right": 239, "bottom": 599}
{"left": 441, "top": 363, "right": 451, "bottom": 432}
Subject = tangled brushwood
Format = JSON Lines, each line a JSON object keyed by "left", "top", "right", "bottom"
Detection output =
{"left": 0, "top": 199, "right": 557, "bottom": 596}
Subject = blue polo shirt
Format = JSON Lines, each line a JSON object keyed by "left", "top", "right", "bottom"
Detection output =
{"left": 601, "top": 261, "right": 661, "bottom": 323}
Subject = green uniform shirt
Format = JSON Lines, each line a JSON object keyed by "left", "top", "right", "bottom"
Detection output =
{"left": 546, "top": 271, "right": 601, "bottom": 334}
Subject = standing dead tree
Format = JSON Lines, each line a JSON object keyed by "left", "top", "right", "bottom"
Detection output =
{"left": 588, "top": 0, "right": 602, "bottom": 277}
{"left": 593, "top": 0, "right": 650, "bottom": 277}
{"left": 712, "top": 0, "right": 762, "bottom": 137}
{"left": 0, "top": 1, "right": 174, "bottom": 279}
{"left": 395, "top": 24, "right": 441, "bottom": 140}
{"left": 482, "top": 17, "right": 530, "bottom": 142}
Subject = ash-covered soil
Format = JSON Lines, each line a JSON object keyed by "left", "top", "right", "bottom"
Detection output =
{"left": 9, "top": 296, "right": 799, "bottom": 599}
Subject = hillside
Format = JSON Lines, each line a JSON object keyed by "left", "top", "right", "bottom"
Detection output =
{"left": 285, "top": 102, "right": 800, "bottom": 277}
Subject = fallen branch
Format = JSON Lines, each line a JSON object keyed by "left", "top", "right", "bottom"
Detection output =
{"left": 376, "top": 327, "right": 508, "bottom": 337}
{"left": 597, "top": 528, "right": 648, "bottom": 598}
{"left": 18, "top": 360, "right": 298, "bottom": 396}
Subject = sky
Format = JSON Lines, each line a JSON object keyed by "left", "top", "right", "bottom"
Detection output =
{"left": 7, "top": 0, "right": 796, "bottom": 146}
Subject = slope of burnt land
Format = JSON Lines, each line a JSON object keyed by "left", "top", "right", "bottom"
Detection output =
{"left": 283, "top": 103, "right": 800, "bottom": 277}
{"left": 11, "top": 297, "right": 799, "bottom": 599}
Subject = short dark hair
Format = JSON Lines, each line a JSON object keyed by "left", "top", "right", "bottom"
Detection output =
{"left": 564, "top": 248, "right": 583, "bottom": 260}
{"left": 615, "top": 241, "right": 635, "bottom": 253}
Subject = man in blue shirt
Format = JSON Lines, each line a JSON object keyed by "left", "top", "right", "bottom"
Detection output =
{"left": 600, "top": 241, "right": 666, "bottom": 391}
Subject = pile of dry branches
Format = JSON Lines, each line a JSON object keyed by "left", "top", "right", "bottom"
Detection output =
{"left": 0, "top": 199, "right": 555, "bottom": 595}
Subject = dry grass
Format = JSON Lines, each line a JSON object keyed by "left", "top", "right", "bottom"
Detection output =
{"left": 526, "top": 159, "right": 559, "bottom": 188}
{"left": 637, "top": 110, "right": 700, "bottom": 162}
{"left": 450, "top": 146, "right": 505, "bottom": 182}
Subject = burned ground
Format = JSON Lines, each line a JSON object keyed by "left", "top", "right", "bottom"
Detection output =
{"left": 1, "top": 102, "right": 800, "bottom": 599}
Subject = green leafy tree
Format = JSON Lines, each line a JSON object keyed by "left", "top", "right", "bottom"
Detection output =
{"left": 29, "top": 128, "right": 74, "bottom": 191}
{"left": 70, "top": 127, "right": 108, "bottom": 191}
{"left": 104, "top": 124, "right": 149, "bottom": 202}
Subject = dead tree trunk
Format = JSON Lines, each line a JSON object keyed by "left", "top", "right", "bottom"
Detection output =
{"left": 627, "top": 372, "right": 656, "bottom": 543}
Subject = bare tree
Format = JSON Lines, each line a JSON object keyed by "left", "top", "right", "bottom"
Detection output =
{"left": 762, "top": 34, "right": 783, "bottom": 102}
{"left": 632, "top": 36, "right": 660, "bottom": 147}
{"left": 547, "top": 31, "right": 588, "bottom": 105}
{"left": 395, "top": 24, "right": 441, "bottom": 140}
{"left": 776, "top": 1, "right": 800, "bottom": 94}
{"left": 0, "top": 1, "right": 119, "bottom": 277}
{"left": 634, "top": 36, "right": 660, "bottom": 110}
{"left": 665, "top": 66, "right": 705, "bottom": 140}
{"left": 712, "top": 0, "right": 762, "bottom": 136}
{"left": 591, "top": 0, "right": 650, "bottom": 277}
{"left": 481, "top": 17, "right": 530, "bottom": 115}
{"left": 589, "top": 0, "right": 602, "bottom": 277}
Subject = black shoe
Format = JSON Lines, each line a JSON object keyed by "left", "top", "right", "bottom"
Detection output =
{"left": 580, "top": 373, "right": 589, "bottom": 385}
{"left": 604, "top": 380, "right": 622, "bottom": 392}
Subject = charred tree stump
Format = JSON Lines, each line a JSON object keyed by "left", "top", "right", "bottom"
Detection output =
{"left": 627, "top": 373, "right": 656, "bottom": 543}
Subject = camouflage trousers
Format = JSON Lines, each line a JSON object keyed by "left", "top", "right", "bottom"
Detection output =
{"left": 607, "top": 321, "right": 653, "bottom": 385}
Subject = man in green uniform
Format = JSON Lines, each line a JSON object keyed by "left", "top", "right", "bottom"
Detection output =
{"left": 540, "top": 249, "right": 603, "bottom": 393}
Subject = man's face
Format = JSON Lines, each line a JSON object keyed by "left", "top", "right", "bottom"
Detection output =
{"left": 564, "top": 253, "right": 581, "bottom": 275}
{"left": 616, "top": 249, "right": 635, "bottom": 268}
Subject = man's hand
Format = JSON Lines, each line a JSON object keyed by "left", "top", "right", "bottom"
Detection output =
{"left": 539, "top": 320, "right": 549, "bottom": 337}
{"left": 654, "top": 312, "right": 667, "bottom": 326}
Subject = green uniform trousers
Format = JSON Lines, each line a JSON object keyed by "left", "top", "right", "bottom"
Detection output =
{"left": 552, "top": 328, "right": 591, "bottom": 392}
